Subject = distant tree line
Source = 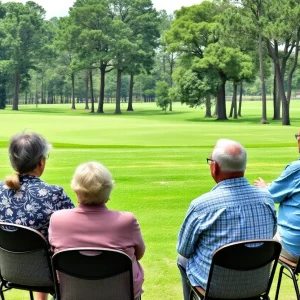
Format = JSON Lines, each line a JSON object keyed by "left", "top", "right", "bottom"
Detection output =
{"left": 1, "top": 0, "right": 300, "bottom": 124}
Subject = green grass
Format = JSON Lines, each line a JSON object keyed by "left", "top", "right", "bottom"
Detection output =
{"left": 0, "top": 101, "right": 300, "bottom": 299}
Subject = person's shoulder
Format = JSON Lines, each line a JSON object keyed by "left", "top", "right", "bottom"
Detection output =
{"left": 38, "top": 180, "right": 69, "bottom": 198}
{"left": 110, "top": 210, "right": 138, "bottom": 223}
{"left": 116, "top": 210, "right": 136, "bottom": 219}
{"left": 287, "top": 159, "right": 300, "bottom": 169}
{"left": 190, "top": 191, "right": 216, "bottom": 211}
{"left": 51, "top": 207, "right": 76, "bottom": 219}
{"left": 40, "top": 180, "right": 64, "bottom": 191}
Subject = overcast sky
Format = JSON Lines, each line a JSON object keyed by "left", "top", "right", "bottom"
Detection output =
{"left": 1, "top": 0, "right": 202, "bottom": 19}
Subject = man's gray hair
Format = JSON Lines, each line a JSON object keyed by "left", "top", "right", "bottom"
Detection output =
{"left": 212, "top": 139, "right": 247, "bottom": 172}
{"left": 9, "top": 132, "right": 52, "bottom": 173}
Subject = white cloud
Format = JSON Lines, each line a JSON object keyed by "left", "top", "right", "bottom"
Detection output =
{"left": 1, "top": 0, "right": 202, "bottom": 19}
{"left": 152, "top": 0, "right": 203, "bottom": 14}
{"left": 1, "top": 0, "right": 74, "bottom": 19}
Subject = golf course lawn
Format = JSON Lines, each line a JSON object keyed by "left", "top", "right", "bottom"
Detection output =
{"left": 0, "top": 100, "right": 299, "bottom": 299}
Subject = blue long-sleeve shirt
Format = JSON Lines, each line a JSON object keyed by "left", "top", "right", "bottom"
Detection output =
{"left": 268, "top": 159, "right": 300, "bottom": 256}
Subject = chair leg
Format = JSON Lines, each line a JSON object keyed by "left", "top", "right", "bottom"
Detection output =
{"left": 29, "top": 291, "right": 34, "bottom": 300}
{"left": 274, "top": 265, "right": 284, "bottom": 300}
{"left": 0, "top": 281, "right": 5, "bottom": 300}
{"left": 276, "top": 264, "right": 300, "bottom": 300}
{"left": 189, "top": 289, "right": 201, "bottom": 300}
{"left": 291, "top": 272, "right": 300, "bottom": 300}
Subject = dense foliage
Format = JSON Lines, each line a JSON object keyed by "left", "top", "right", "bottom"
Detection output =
{"left": 1, "top": 0, "right": 300, "bottom": 123}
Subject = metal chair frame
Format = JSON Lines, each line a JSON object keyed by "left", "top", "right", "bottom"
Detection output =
{"left": 52, "top": 247, "right": 135, "bottom": 300}
{"left": 274, "top": 255, "right": 300, "bottom": 300}
{"left": 0, "top": 222, "right": 55, "bottom": 300}
{"left": 189, "top": 239, "right": 282, "bottom": 300}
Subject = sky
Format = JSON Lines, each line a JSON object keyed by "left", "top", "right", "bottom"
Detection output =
{"left": 1, "top": 0, "right": 202, "bottom": 19}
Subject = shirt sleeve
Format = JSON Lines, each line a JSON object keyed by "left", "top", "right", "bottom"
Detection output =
{"left": 268, "top": 163, "right": 300, "bottom": 203}
{"left": 131, "top": 215, "right": 145, "bottom": 260}
{"left": 177, "top": 203, "right": 202, "bottom": 258}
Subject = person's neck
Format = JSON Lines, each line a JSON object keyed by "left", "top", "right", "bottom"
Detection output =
{"left": 24, "top": 170, "right": 41, "bottom": 177}
{"left": 215, "top": 172, "right": 244, "bottom": 183}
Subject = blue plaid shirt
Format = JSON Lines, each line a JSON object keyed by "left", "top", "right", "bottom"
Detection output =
{"left": 177, "top": 177, "right": 277, "bottom": 290}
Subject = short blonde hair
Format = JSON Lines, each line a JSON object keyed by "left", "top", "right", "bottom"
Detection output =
{"left": 71, "top": 161, "right": 114, "bottom": 205}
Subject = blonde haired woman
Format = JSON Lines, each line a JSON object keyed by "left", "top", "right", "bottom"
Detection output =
{"left": 49, "top": 161, "right": 145, "bottom": 299}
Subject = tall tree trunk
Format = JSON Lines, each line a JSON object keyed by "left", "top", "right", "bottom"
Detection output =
{"left": 238, "top": 82, "right": 243, "bottom": 117}
{"left": 127, "top": 72, "right": 134, "bottom": 111}
{"left": 71, "top": 73, "right": 76, "bottom": 110}
{"left": 232, "top": 82, "right": 238, "bottom": 119}
{"left": 35, "top": 79, "right": 38, "bottom": 107}
{"left": 13, "top": 70, "right": 20, "bottom": 111}
{"left": 258, "top": 1, "right": 268, "bottom": 124}
{"left": 85, "top": 71, "right": 89, "bottom": 110}
{"left": 97, "top": 63, "right": 105, "bottom": 113}
{"left": 273, "top": 66, "right": 281, "bottom": 120}
{"left": 216, "top": 73, "right": 227, "bottom": 120}
{"left": 205, "top": 96, "right": 212, "bottom": 118}
{"left": 273, "top": 60, "right": 289, "bottom": 125}
{"left": 213, "top": 96, "right": 218, "bottom": 117}
{"left": 89, "top": 70, "right": 95, "bottom": 113}
{"left": 115, "top": 68, "right": 122, "bottom": 114}
{"left": 285, "top": 30, "right": 300, "bottom": 126}
{"left": 25, "top": 91, "right": 28, "bottom": 105}
{"left": 258, "top": 34, "right": 268, "bottom": 123}
{"left": 229, "top": 82, "right": 238, "bottom": 118}
{"left": 169, "top": 53, "right": 174, "bottom": 112}
{"left": 41, "top": 76, "right": 44, "bottom": 104}
{"left": 229, "top": 99, "right": 234, "bottom": 118}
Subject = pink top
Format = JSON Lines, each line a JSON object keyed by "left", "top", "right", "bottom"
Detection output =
{"left": 48, "top": 204, "right": 145, "bottom": 297}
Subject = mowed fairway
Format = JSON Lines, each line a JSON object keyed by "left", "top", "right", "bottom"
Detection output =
{"left": 0, "top": 101, "right": 300, "bottom": 299}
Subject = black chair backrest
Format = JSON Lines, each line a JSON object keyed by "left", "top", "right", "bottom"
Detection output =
{"left": 52, "top": 247, "right": 134, "bottom": 300}
{"left": 205, "top": 239, "right": 282, "bottom": 299}
{"left": 0, "top": 221, "right": 54, "bottom": 288}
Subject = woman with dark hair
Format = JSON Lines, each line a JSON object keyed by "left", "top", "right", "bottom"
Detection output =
{"left": 0, "top": 131, "right": 74, "bottom": 300}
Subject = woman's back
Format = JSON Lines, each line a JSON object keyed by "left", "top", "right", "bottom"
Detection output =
{"left": 0, "top": 174, "right": 74, "bottom": 239}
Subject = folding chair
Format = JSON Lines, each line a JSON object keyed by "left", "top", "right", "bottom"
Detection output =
{"left": 52, "top": 247, "right": 135, "bottom": 300}
{"left": 0, "top": 222, "right": 55, "bottom": 300}
{"left": 189, "top": 239, "right": 282, "bottom": 300}
{"left": 274, "top": 255, "right": 300, "bottom": 300}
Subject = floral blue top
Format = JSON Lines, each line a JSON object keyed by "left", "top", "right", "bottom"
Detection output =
{"left": 0, "top": 174, "right": 74, "bottom": 240}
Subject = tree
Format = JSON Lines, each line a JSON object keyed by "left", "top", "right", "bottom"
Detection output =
{"left": 230, "top": 0, "right": 300, "bottom": 125}
{"left": 55, "top": 17, "right": 80, "bottom": 110}
{"left": 155, "top": 81, "right": 170, "bottom": 113}
{"left": 0, "top": 1, "right": 47, "bottom": 110}
{"left": 173, "top": 66, "right": 215, "bottom": 117}
{"left": 263, "top": 0, "right": 300, "bottom": 125}
{"left": 158, "top": 10, "right": 176, "bottom": 111}
{"left": 0, "top": 70, "right": 7, "bottom": 109}
{"left": 109, "top": 0, "right": 160, "bottom": 114}
{"left": 166, "top": 2, "right": 254, "bottom": 120}
{"left": 125, "top": 0, "right": 160, "bottom": 112}
{"left": 70, "top": 0, "right": 114, "bottom": 114}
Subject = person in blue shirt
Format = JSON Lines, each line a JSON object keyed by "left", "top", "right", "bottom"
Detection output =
{"left": 178, "top": 139, "right": 277, "bottom": 300}
{"left": 254, "top": 132, "right": 300, "bottom": 263}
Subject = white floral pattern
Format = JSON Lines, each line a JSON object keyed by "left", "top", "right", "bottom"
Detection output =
{"left": 0, "top": 174, "right": 74, "bottom": 240}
